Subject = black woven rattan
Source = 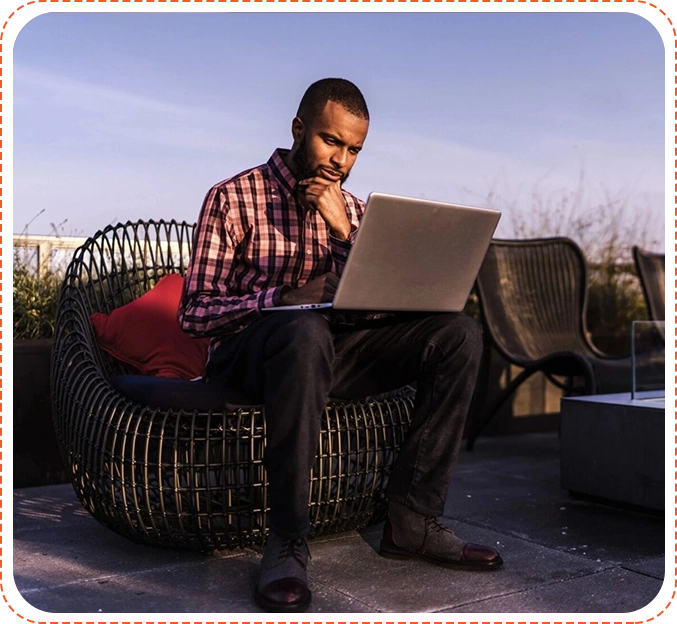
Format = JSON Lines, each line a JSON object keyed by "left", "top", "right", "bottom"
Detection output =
{"left": 633, "top": 246, "right": 665, "bottom": 322}
{"left": 51, "top": 220, "right": 414, "bottom": 551}
{"left": 466, "top": 237, "right": 635, "bottom": 450}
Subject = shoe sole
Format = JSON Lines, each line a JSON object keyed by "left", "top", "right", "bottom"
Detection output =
{"left": 254, "top": 588, "right": 312, "bottom": 613}
{"left": 380, "top": 540, "right": 504, "bottom": 571}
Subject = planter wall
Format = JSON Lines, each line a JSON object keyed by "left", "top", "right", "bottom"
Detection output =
{"left": 14, "top": 339, "right": 70, "bottom": 488}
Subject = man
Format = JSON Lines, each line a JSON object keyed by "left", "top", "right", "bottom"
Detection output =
{"left": 179, "top": 78, "right": 502, "bottom": 613}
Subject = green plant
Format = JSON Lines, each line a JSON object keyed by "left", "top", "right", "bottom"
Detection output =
{"left": 13, "top": 261, "right": 62, "bottom": 340}
{"left": 13, "top": 212, "right": 78, "bottom": 340}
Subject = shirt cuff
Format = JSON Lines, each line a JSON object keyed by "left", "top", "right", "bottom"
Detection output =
{"left": 260, "top": 285, "right": 291, "bottom": 310}
{"left": 329, "top": 224, "right": 357, "bottom": 252}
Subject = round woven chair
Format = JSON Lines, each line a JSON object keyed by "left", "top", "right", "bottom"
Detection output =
{"left": 51, "top": 219, "right": 414, "bottom": 552}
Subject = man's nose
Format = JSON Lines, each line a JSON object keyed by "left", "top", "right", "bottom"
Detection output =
{"left": 331, "top": 148, "right": 348, "bottom": 167}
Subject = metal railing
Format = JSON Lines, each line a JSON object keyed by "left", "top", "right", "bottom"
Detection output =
{"left": 13, "top": 234, "right": 89, "bottom": 277}
{"left": 14, "top": 230, "right": 192, "bottom": 278}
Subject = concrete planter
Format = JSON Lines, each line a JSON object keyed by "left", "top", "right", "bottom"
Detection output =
{"left": 13, "top": 339, "right": 70, "bottom": 488}
{"left": 560, "top": 393, "right": 665, "bottom": 510}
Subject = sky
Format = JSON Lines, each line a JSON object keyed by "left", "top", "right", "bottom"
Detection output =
{"left": 11, "top": 10, "right": 667, "bottom": 254}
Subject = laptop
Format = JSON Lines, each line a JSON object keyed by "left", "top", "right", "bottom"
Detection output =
{"left": 262, "top": 192, "right": 501, "bottom": 313}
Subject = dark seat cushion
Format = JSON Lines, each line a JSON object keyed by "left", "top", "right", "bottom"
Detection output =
{"left": 110, "top": 375, "right": 257, "bottom": 412}
{"left": 111, "top": 375, "right": 415, "bottom": 413}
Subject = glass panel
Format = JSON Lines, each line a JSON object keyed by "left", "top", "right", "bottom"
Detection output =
{"left": 631, "top": 320, "right": 665, "bottom": 401}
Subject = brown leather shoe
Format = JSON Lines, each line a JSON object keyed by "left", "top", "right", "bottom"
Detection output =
{"left": 255, "top": 577, "right": 311, "bottom": 612}
{"left": 380, "top": 502, "right": 503, "bottom": 571}
{"left": 254, "top": 533, "right": 311, "bottom": 612}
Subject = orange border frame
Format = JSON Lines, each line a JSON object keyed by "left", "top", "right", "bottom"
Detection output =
{"left": 0, "top": 0, "right": 677, "bottom": 624}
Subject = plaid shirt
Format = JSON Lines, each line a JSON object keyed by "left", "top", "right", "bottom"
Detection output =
{"left": 179, "top": 149, "right": 365, "bottom": 355}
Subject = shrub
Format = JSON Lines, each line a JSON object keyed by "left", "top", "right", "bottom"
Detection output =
{"left": 13, "top": 262, "right": 62, "bottom": 340}
{"left": 13, "top": 213, "right": 74, "bottom": 340}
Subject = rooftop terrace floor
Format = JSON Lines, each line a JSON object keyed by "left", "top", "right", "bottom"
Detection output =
{"left": 12, "top": 432, "right": 667, "bottom": 616}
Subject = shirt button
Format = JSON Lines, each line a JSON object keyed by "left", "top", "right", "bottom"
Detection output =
{"left": 307, "top": 249, "right": 312, "bottom": 254}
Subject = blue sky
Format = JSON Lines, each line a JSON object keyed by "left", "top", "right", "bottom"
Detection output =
{"left": 12, "top": 10, "right": 666, "bottom": 252}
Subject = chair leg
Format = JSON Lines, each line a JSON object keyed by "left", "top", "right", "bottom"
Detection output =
{"left": 544, "top": 372, "right": 572, "bottom": 393}
{"left": 465, "top": 367, "right": 538, "bottom": 451}
{"left": 584, "top": 371, "right": 596, "bottom": 395}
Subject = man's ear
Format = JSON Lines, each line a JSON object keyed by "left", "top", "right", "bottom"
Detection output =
{"left": 291, "top": 117, "right": 304, "bottom": 143}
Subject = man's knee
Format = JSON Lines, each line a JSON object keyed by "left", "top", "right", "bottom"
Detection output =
{"left": 425, "top": 313, "right": 483, "bottom": 363}
{"left": 263, "top": 311, "right": 334, "bottom": 359}
{"left": 453, "top": 313, "right": 483, "bottom": 351}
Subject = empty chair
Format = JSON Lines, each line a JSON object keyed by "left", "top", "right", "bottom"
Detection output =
{"left": 466, "top": 237, "right": 641, "bottom": 450}
{"left": 633, "top": 246, "right": 665, "bottom": 321}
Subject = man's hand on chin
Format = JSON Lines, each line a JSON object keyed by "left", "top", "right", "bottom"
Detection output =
{"left": 297, "top": 176, "right": 351, "bottom": 240}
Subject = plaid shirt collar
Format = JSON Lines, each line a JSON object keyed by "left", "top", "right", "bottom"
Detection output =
{"left": 269, "top": 148, "right": 323, "bottom": 217}
{"left": 267, "top": 149, "right": 298, "bottom": 199}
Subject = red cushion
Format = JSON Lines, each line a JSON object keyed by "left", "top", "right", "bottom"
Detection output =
{"left": 90, "top": 274, "right": 210, "bottom": 379}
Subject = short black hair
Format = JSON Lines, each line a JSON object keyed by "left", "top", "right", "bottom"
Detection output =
{"left": 296, "top": 78, "right": 369, "bottom": 123}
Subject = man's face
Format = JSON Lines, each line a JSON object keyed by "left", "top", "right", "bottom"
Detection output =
{"left": 290, "top": 100, "right": 369, "bottom": 184}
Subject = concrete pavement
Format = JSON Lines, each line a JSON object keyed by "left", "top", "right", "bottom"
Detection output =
{"left": 12, "top": 432, "right": 666, "bottom": 615}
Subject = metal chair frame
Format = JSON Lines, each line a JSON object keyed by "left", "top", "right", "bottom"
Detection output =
{"left": 466, "top": 237, "right": 628, "bottom": 450}
{"left": 51, "top": 219, "right": 414, "bottom": 552}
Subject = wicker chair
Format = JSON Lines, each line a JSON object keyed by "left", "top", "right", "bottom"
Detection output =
{"left": 51, "top": 220, "right": 414, "bottom": 552}
{"left": 466, "top": 237, "right": 639, "bottom": 450}
{"left": 633, "top": 246, "right": 665, "bottom": 322}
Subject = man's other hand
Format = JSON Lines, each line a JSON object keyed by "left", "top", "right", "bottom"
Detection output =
{"left": 279, "top": 273, "right": 339, "bottom": 305}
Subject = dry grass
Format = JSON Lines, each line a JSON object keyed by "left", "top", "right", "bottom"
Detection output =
{"left": 13, "top": 214, "right": 70, "bottom": 340}
{"left": 483, "top": 175, "right": 663, "bottom": 354}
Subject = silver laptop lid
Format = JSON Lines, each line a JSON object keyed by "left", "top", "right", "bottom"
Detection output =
{"left": 332, "top": 192, "right": 501, "bottom": 312}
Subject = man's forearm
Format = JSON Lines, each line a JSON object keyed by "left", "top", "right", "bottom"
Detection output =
{"left": 180, "top": 285, "right": 290, "bottom": 335}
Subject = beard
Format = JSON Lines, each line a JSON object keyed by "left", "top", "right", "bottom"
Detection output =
{"left": 292, "top": 137, "right": 350, "bottom": 184}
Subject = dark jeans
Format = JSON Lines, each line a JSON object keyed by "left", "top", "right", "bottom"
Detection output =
{"left": 206, "top": 311, "right": 482, "bottom": 539}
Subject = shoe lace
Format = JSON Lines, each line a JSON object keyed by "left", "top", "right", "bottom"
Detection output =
{"left": 426, "top": 516, "right": 455, "bottom": 536}
{"left": 277, "top": 537, "right": 311, "bottom": 565}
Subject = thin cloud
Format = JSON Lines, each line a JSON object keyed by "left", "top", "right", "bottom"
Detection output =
{"left": 14, "top": 65, "right": 262, "bottom": 152}
{"left": 355, "top": 128, "right": 663, "bottom": 201}
{"left": 16, "top": 65, "right": 209, "bottom": 117}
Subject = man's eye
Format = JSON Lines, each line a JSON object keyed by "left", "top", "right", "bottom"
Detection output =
{"left": 325, "top": 138, "right": 336, "bottom": 145}
{"left": 349, "top": 148, "right": 361, "bottom": 155}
